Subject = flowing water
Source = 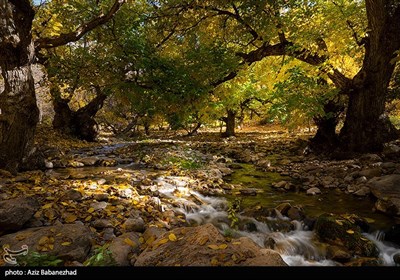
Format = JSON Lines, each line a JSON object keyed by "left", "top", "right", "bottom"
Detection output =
{"left": 50, "top": 144, "right": 400, "bottom": 266}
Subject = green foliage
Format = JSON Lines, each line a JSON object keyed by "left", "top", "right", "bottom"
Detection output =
{"left": 16, "top": 251, "right": 64, "bottom": 267}
{"left": 268, "top": 66, "right": 338, "bottom": 129}
{"left": 227, "top": 198, "right": 242, "bottom": 229}
{"left": 83, "top": 244, "right": 116, "bottom": 266}
{"left": 161, "top": 156, "right": 203, "bottom": 170}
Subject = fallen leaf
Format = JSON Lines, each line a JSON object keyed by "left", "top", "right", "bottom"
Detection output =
{"left": 87, "top": 208, "right": 95, "bottom": 213}
{"left": 218, "top": 244, "right": 228, "bottom": 249}
{"left": 85, "top": 215, "right": 92, "bottom": 221}
{"left": 335, "top": 220, "right": 343, "bottom": 226}
{"left": 208, "top": 244, "right": 219, "bottom": 250}
{"left": 168, "top": 233, "right": 177, "bottom": 242}
{"left": 61, "top": 242, "right": 71, "bottom": 246}
{"left": 42, "top": 203, "right": 53, "bottom": 209}
{"left": 124, "top": 238, "right": 137, "bottom": 247}
{"left": 232, "top": 241, "right": 241, "bottom": 245}
{"left": 346, "top": 229, "right": 355, "bottom": 234}
{"left": 65, "top": 214, "right": 77, "bottom": 223}
{"left": 48, "top": 244, "right": 54, "bottom": 250}
{"left": 38, "top": 236, "right": 49, "bottom": 245}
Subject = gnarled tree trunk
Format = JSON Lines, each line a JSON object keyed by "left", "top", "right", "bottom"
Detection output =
{"left": 339, "top": 0, "right": 400, "bottom": 152}
{"left": 52, "top": 85, "right": 108, "bottom": 141}
{"left": 0, "top": 1, "right": 39, "bottom": 173}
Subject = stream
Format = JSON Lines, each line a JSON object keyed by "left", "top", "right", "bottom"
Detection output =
{"left": 47, "top": 142, "right": 400, "bottom": 266}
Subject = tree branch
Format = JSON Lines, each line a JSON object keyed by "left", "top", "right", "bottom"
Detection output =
{"left": 35, "top": 0, "right": 126, "bottom": 50}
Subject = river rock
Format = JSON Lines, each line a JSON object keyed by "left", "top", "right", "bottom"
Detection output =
{"left": 353, "top": 186, "right": 370, "bottom": 197}
{"left": 239, "top": 188, "right": 258, "bottom": 196}
{"left": 326, "top": 245, "right": 352, "bottom": 262}
{"left": 359, "top": 168, "right": 382, "bottom": 179}
{"left": 109, "top": 232, "right": 140, "bottom": 266}
{"left": 383, "top": 224, "right": 400, "bottom": 246}
{"left": 93, "top": 219, "right": 113, "bottom": 229}
{"left": 359, "top": 154, "right": 382, "bottom": 163}
{"left": 0, "top": 224, "right": 92, "bottom": 262}
{"left": 93, "top": 193, "right": 109, "bottom": 201}
{"left": 315, "top": 213, "right": 378, "bottom": 257}
{"left": 0, "top": 197, "right": 40, "bottom": 233}
{"left": 135, "top": 223, "right": 287, "bottom": 266}
{"left": 344, "top": 257, "right": 381, "bottom": 266}
{"left": 272, "top": 181, "right": 289, "bottom": 189}
{"left": 368, "top": 175, "right": 400, "bottom": 216}
{"left": 393, "top": 253, "right": 400, "bottom": 265}
{"left": 123, "top": 217, "right": 145, "bottom": 233}
{"left": 307, "top": 187, "right": 321, "bottom": 195}
{"left": 142, "top": 227, "right": 167, "bottom": 246}
{"left": 78, "top": 157, "right": 99, "bottom": 166}
{"left": 63, "top": 189, "right": 83, "bottom": 201}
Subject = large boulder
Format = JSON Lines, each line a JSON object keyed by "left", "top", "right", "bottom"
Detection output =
{"left": 109, "top": 232, "right": 140, "bottom": 266}
{"left": 368, "top": 175, "right": 400, "bottom": 216}
{"left": 0, "top": 197, "right": 40, "bottom": 233}
{"left": 315, "top": 213, "right": 378, "bottom": 258}
{"left": 0, "top": 224, "right": 92, "bottom": 262}
{"left": 135, "top": 223, "right": 287, "bottom": 266}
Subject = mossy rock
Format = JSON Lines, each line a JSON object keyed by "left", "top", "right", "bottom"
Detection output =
{"left": 315, "top": 213, "right": 378, "bottom": 257}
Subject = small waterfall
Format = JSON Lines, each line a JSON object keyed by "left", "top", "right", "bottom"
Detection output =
{"left": 364, "top": 232, "right": 400, "bottom": 266}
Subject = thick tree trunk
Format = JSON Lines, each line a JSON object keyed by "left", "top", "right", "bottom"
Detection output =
{"left": 52, "top": 86, "right": 107, "bottom": 141}
{"left": 222, "top": 109, "right": 236, "bottom": 137}
{"left": 311, "top": 100, "right": 343, "bottom": 151}
{"left": 339, "top": 0, "right": 400, "bottom": 152}
{"left": 0, "top": 1, "right": 39, "bottom": 173}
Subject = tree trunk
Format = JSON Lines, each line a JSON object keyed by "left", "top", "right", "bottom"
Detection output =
{"left": 52, "top": 85, "right": 107, "bottom": 141}
{"left": 0, "top": 1, "right": 39, "bottom": 173}
{"left": 222, "top": 109, "right": 236, "bottom": 137}
{"left": 339, "top": 1, "right": 400, "bottom": 152}
{"left": 311, "top": 100, "right": 344, "bottom": 152}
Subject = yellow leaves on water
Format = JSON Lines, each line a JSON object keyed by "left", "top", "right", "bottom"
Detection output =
{"left": 124, "top": 238, "right": 137, "bottom": 247}
{"left": 168, "top": 233, "right": 177, "bottom": 242}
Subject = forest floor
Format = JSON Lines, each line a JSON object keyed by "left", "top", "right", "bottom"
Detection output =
{"left": 1, "top": 124, "right": 400, "bottom": 266}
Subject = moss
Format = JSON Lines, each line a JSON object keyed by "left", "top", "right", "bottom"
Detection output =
{"left": 315, "top": 213, "right": 379, "bottom": 257}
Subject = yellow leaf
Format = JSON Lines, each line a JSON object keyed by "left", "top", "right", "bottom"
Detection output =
{"left": 139, "top": 237, "right": 144, "bottom": 244}
{"left": 65, "top": 214, "right": 77, "bottom": 223}
{"left": 232, "top": 241, "right": 241, "bottom": 245}
{"left": 48, "top": 244, "right": 54, "bottom": 250}
{"left": 168, "top": 233, "right": 177, "bottom": 242}
{"left": 346, "top": 229, "right": 355, "bottom": 234}
{"left": 50, "top": 228, "right": 56, "bottom": 233}
{"left": 61, "top": 202, "right": 69, "bottom": 206}
{"left": 210, "top": 258, "right": 218, "bottom": 265}
{"left": 124, "top": 238, "right": 137, "bottom": 247}
{"left": 364, "top": 218, "right": 375, "bottom": 224}
{"left": 56, "top": 233, "right": 62, "bottom": 237}
{"left": 335, "top": 220, "right": 343, "bottom": 226}
{"left": 85, "top": 215, "right": 92, "bottom": 222}
{"left": 218, "top": 244, "right": 228, "bottom": 249}
{"left": 157, "top": 238, "right": 168, "bottom": 245}
{"left": 87, "top": 208, "right": 95, "bottom": 213}
{"left": 42, "top": 203, "right": 53, "bottom": 209}
{"left": 38, "top": 236, "right": 49, "bottom": 245}
{"left": 61, "top": 242, "right": 71, "bottom": 246}
{"left": 208, "top": 244, "right": 219, "bottom": 250}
